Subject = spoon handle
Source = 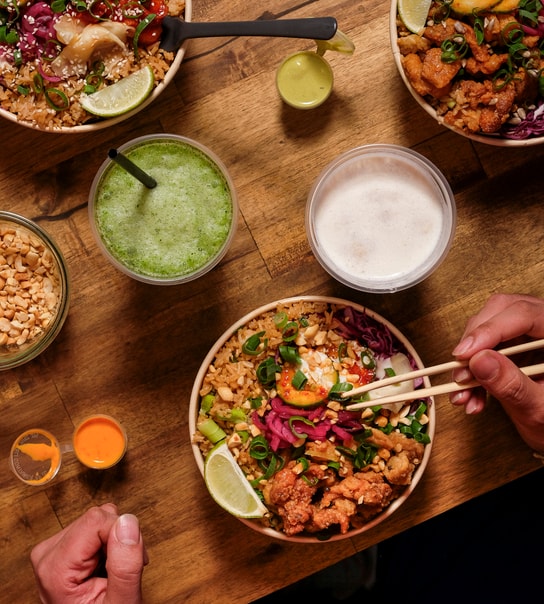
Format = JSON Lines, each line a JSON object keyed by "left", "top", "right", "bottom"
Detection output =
{"left": 161, "top": 17, "right": 338, "bottom": 52}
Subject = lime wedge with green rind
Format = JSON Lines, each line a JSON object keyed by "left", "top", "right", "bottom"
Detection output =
{"left": 80, "top": 65, "right": 154, "bottom": 118}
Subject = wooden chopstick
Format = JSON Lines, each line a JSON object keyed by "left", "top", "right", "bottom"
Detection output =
{"left": 344, "top": 338, "right": 544, "bottom": 411}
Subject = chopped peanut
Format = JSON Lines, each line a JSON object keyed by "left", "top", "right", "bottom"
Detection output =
{"left": 0, "top": 222, "right": 61, "bottom": 349}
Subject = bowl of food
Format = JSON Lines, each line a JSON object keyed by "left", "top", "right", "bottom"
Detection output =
{"left": 391, "top": 0, "right": 544, "bottom": 145}
{"left": 306, "top": 144, "right": 456, "bottom": 293}
{"left": 189, "top": 296, "right": 435, "bottom": 542}
{"left": 0, "top": 0, "right": 191, "bottom": 133}
{"left": 88, "top": 133, "right": 237, "bottom": 285}
{"left": 0, "top": 211, "right": 70, "bottom": 369}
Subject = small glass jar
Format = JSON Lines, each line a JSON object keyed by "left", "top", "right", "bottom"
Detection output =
{"left": 0, "top": 211, "right": 70, "bottom": 369}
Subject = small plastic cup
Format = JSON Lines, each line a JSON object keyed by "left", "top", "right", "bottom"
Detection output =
{"left": 88, "top": 134, "right": 238, "bottom": 285}
{"left": 10, "top": 428, "right": 62, "bottom": 485}
{"left": 276, "top": 51, "right": 333, "bottom": 109}
{"left": 73, "top": 415, "right": 127, "bottom": 469}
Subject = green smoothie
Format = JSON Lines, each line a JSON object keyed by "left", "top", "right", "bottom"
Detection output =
{"left": 93, "top": 138, "right": 235, "bottom": 280}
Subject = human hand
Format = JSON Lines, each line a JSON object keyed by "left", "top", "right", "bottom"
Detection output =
{"left": 31, "top": 502, "right": 147, "bottom": 604}
{"left": 450, "top": 293, "right": 544, "bottom": 454}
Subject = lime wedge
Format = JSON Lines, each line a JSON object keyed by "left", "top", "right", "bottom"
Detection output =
{"left": 204, "top": 441, "right": 268, "bottom": 519}
{"left": 80, "top": 66, "right": 154, "bottom": 117}
{"left": 316, "top": 29, "right": 355, "bottom": 56}
{"left": 398, "top": 0, "right": 433, "bottom": 34}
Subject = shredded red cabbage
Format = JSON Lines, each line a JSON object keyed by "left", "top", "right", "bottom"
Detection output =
{"left": 332, "top": 306, "right": 400, "bottom": 358}
{"left": 501, "top": 101, "right": 544, "bottom": 140}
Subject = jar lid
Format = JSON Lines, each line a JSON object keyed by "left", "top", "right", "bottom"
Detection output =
{"left": 10, "top": 428, "right": 62, "bottom": 485}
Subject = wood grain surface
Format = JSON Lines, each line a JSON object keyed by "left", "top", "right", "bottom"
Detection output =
{"left": 1, "top": 0, "right": 544, "bottom": 602}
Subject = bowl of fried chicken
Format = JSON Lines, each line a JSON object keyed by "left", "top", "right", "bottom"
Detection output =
{"left": 189, "top": 296, "right": 435, "bottom": 542}
{"left": 391, "top": 0, "right": 544, "bottom": 145}
{"left": 0, "top": 0, "right": 191, "bottom": 133}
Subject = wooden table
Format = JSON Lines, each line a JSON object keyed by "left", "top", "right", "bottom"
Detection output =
{"left": 1, "top": 0, "right": 544, "bottom": 602}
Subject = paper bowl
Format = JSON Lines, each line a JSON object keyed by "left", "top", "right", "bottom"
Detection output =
{"left": 0, "top": 211, "right": 70, "bottom": 370}
{"left": 189, "top": 296, "right": 435, "bottom": 543}
{"left": 390, "top": 0, "right": 544, "bottom": 146}
{"left": 0, "top": 0, "right": 192, "bottom": 133}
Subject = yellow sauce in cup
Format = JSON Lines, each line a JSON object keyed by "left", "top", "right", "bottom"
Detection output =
{"left": 73, "top": 415, "right": 127, "bottom": 469}
{"left": 276, "top": 51, "right": 334, "bottom": 109}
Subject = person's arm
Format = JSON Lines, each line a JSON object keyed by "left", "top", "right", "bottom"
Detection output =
{"left": 31, "top": 503, "right": 146, "bottom": 604}
{"left": 450, "top": 293, "right": 544, "bottom": 454}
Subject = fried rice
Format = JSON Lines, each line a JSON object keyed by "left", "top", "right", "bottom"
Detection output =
{"left": 0, "top": 0, "right": 185, "bottom": 130}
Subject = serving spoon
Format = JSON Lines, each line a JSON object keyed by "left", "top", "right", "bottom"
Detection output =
{"left": 159, "top": 16, "right": 338, "bottom": 53}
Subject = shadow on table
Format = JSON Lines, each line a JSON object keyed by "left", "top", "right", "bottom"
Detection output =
{"left": 253, "top": 466, "right": 544, "bottom": 603}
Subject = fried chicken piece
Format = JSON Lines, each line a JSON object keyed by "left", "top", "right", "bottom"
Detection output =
{"left": 421, "top": 47, "right": 462, "bottom": 90}
{"left": 424, "top": 19, "right": 458, "bottom": 45}
{"left": 397, "top": 33, "right": 432, "bottom": 55}
{"left": 444, "top": 79, "right": 516, "bottom": 133}
{"left": 307, "top": 498, "right": 357, "bottom": 534}
{"left": 402, "top": 53, "right": 454, "bottom": 98}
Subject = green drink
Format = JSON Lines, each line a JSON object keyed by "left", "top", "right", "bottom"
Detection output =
{"left": 89, "top": 135, "right": 237, "bottom": 284}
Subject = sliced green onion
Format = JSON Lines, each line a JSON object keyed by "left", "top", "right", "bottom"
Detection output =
{"left": 279, "top": 345, "right": 300, "bottom": 365}
{"left": 337, "top": 342, "right": 347, "bottom": 362}
{"left": 291, "top": 369, "right": 307, "bottom": 390}
{"left": 242, "top": 331, "right": 267, "bottom": 355}
{"left": 297, "top": 456, "right": 310, "bottom": 471}
{"left": 249, "top": 435, "right": 269, "bottom": 460}
{"left": 256, "top": 357, "right": 281, "bottom": 387}
{"left": 384, "top": 367, "right": 396, "bottom": 378}
{"left": 282, "top": 321, "right": 299, "bottom": 342}
{"left": 360, "top": 348, "right": 376, "bottom": 369}
{"left": 274, "top": 311, "right": 288, "bottom": 329}
{"left": 44, "top": 87, "right": 69, "bottom": 111}
{"left": 197, "top": 418, "right": 226, "bottom": 444}
{"left": 133, "top": 13, "right": 156, "bottom": 58}
{"left": 249, "top": 396, "right": 263, "bottom": 409}
{"left": 288, "top": 416, "right": 314, "bottom": 438}
{"left": 17, "top": 85, "right": 30, "bottom": 96}
{"left": 200, "top": 393, "right": 215, "bottom": 414}
{"left": 328, "top": 382, "right": 353, "bottom": 401}
{"left": 33, "top": 73, "right": 44, "bottom": 94}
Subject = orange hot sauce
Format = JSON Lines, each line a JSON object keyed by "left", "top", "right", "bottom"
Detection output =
{"left": 10, "top": 428, "right": 62, "bottom": 485}
{"left": 73, "top": 415, "right": 127, "bottom": 469}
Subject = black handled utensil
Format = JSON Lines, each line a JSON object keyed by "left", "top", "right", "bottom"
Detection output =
{"left": 159, "top": 16, "right": 338, "bottom": 53}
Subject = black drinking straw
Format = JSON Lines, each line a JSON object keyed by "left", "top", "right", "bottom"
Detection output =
{"left": 108, "top": 149, "right": 157, "bottom": 189}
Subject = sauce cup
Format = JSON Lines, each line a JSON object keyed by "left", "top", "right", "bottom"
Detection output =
{"left": 10, "top": 428, "right": 62, "bottom": 485}
{"left": 276, "top": 51, "right": 333, "bottom": 109}
{"left": 73, "top": 414, "right": 127, "bottom": 469}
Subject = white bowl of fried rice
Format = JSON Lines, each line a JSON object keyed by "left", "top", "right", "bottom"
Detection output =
{"left": 0, "top": 0, "right": 191, "bottom": 133}
{"left": 189, "top": 296, "right": 435, "bottom": 543}
{"left": 391, "top": 0, "right": 544, "bottom": 146}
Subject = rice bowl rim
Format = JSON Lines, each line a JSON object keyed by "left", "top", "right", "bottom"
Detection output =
{"left": 389, "top": 0, "right": 544, "bottom": 147}
{"left": 0, "top": 0, "right": 192, "bottom": 134}
{"left": 188, "top": 295, "right": 436, "bottom": 543}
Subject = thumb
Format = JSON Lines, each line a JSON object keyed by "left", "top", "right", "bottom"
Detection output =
{"left": 470, "top": 350, "right": 544, "bottom": 450}
{"left": 104, "top": 514, "right": 146, "bottom": 604}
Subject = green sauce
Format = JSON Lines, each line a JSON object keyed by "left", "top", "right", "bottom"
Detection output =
{"left": 94, "top": 139, "right": 234, "bottom": 279}
{"left": 276, "top": 51, "right": 333, "bottom": 109}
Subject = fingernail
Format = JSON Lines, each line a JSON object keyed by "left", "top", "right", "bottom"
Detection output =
{"left": 116, "top": 514, "right": 140, "bottom": 545}
{"left": 452, "top": 336, "right": 473, "bottom": 356}
{"left": 454, "top": 368, "right": 473, "bottom": 384}
{"left": 472, "top": 353, "right": 500, "bottom": 381}
{"left": 465, "top": 399, "right": 480, "bottom": 415}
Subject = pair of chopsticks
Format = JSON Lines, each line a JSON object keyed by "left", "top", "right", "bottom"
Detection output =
{"left": 344, "top": 339, "right": 544, "bottom": 411}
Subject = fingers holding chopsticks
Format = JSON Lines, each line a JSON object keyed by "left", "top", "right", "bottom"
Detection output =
{"left": 449, "top": 293, "right": 544, "bottom": 454}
